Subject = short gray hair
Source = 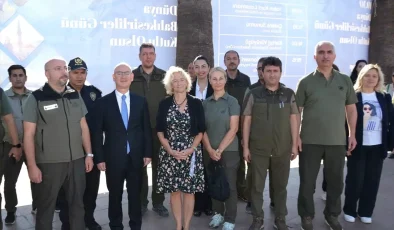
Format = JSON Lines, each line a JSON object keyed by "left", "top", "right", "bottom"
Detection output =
{"left": 113, "top": 62, "right": 132, "bottom": 72}
{"left": 162, "top": 66, "right": 192, "bottom": 95}
{"left": 314, "top": 41, "right": 335, "bottom": 55}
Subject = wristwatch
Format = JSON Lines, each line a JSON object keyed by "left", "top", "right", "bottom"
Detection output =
{"left": 87, "top": 153, "right": 94, "bottom": 157}
{"left": 12, "top": 143, "right": 21, "bottom": 148}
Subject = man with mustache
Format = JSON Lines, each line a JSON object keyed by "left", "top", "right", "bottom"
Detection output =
{"left": 57, "top": 57, "right": 103, "bottom": 230}
{"left": 296, "top": 41, "right": 357, "bottom": 230}
{"left": 224, "top": 50, "right": 251, "bottom": 202}
{"left": 23, "top": 58, "right": 94, "bottom": 230}
{"left": 1, "top": 65, "right": 35, "bottom": 226}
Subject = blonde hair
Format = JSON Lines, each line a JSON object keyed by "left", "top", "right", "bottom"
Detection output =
{"left": 209, "top": 66, "right": 227, "bottom": 79}
{"left": 354, "top": 64, "right": 385, "bottom": 93}
{"left": 162, "top": 66, "right": 192, "bottom": 95}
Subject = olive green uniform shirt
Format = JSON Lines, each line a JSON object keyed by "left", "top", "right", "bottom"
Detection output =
{"left": 295, "top": 69, "right": 357, "bottom": 145}
{"left": 203, "top": 93, "right": 240, "bottom": 151}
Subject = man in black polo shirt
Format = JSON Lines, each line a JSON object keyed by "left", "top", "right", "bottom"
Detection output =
{"left": 224, "top": 50, "right": 251, "bottom": 201}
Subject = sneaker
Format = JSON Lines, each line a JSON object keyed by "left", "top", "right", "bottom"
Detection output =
{"left": 152, "top": 205, "right": 169, "bottom": 217}
{"left": 55, "top": 206, "right": 60, "bottom": 213}
{"left": 31, "top": 208, "right": 37, "bottom": 215}
{"left": 248, "top": 217, "right": 264, "bottom": 230}
{"left": 274, "top": 217, "right": 288, "bottom": 230}
{"left": 388, "top": 153, "right": 394, "bottom": 159}
{"left": 222, "top": 222, "right": 234, "bottom": 230}
{"left": 245, "top": 202, "right": 252, "bottom": 214}
{"left": 344, "top": 214, "right": 355, "bottom": 223}
{"left": 325, "top": 215, "right": 343, "bottom": 230}
{"left": 301, "top": 216, "right": 313, "bottom": 230}
{"left": 209, "top": 213, "right": 224, "bottom": 228}
{"left": 4, "top": 212, "right": 16, "bottom": 225}
{"left": 360, "top": 217, "right": 372, "bottom": 224}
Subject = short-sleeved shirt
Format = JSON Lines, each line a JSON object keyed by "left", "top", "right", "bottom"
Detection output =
{"left": 296, "top": 69, "right": 357, "bottom": 145}
{"left": 0, "top": 89, "right": 13, "bottom": 116}
{"left": 203, "top": 92, "right": 240, "bottom": 151}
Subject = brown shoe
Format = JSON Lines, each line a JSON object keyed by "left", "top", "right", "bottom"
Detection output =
{"left": 248, "top": 217, "right": 264, "bottom": 230}
{"left": 325, "top": 215, "right": 343, "bottom": 230}
{"left": 301, "top": 216, "right": 313, "bottom": 230}
{"left": 274, "top": 217, "right": 288, "bottom": 230}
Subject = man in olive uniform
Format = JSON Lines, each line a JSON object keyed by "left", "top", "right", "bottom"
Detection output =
{"left": 224, "top": 50, "right": 251, "bottom": 201}
{"left": 1, "top": 65, "right": 35, "bottom": 225}
{"left": 243, "top": 57, "right": 299, "bottom": 230}
{"left": 296, "top": 41, "right": 357, "bottom": 230}
{"left": 130, "top": 43, "right": 169, "bottom": 217}
{"left": 23, "top": 58, "right": 94, "bottom": 230}
{"left": 57, "top": 57, "right": 103, "bottom": 230}
{"left": 0, "top": 86, "right": 23, "bottom": 230}
{"left": 244, "top": 57, "right": 275, "bottom": 213}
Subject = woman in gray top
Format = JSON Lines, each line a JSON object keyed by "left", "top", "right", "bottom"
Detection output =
{"left": 202, "top": 67, "right": 240, "bottom": 230}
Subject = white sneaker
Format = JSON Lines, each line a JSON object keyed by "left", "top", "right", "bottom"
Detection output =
{"left": 222, "top": 222, "right": 235, "bottom": 230}
{"left": 360, "top": 217, "right": 372, "bottom": 224}
{"left": 344, "top": 214, "right": 355, "bottom": 223}
{"left": 31, "top": 209, "right": 37, "bottom": 215}
{"left": 321, "top": 192, "right": 327, "bottom": 201}
{"left": 209, "top": 213, "right": 224, "bottom": 228}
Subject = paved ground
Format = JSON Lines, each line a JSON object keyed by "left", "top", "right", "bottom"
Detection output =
{"left": 1, "top": 157, "right": 394, "bottom": 230}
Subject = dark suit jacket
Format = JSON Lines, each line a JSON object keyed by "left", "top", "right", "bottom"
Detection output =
{"left": 92, "top": 91, "right": 153, "bottom": 168}
{"left": 189, "top": 80, "right": 213, "bottom": 99}
{"left": 350, "top": 92, "right": 394, "bottom": 158}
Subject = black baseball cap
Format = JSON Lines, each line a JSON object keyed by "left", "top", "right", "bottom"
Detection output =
{"left": 68, "top": 57, "right": 88, "bottom": 71}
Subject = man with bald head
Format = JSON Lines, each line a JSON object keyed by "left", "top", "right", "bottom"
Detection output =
{"left": 23, "top": 58, "right": 94, "bottom": 230}
{"left": 92, "top": 62, "right": 152, "bottom": 230}
{"left": 296, "top": 41, "right": 357, "bottom": 230}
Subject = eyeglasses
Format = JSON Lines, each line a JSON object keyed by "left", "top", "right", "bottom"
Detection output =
{"left": 115, "top": 71, "right": 131, "bottom": 76}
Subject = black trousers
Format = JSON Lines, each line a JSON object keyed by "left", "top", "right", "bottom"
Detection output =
{"left": 343, "top": 145, "right": 384, "bottom": 218}
{"left": 59, "top": 163, "right": 101, "bottom": 227}
{"left": 194, "top": 150, "right": 212, "bottom": 212}
{"left": 322, "top": 167, "right": 327, "bottom": 192}
{"left": 140, "top": 133, "right": 164, "bottom": 207}
{"left": 107, "top": 156, "right": 143, "bottom": 230}
{"left": 35, "top": 158, "right": 86, "bottom": 230}
{"left": 0, "top": 142, "right": 37, "bottom": 213}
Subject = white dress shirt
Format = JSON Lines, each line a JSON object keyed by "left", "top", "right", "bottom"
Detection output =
{"left": 195, "top": 80, "right": 207, "bottom": 100}
{"left": 115, "top": 90, "right": 130, "bottom": 118}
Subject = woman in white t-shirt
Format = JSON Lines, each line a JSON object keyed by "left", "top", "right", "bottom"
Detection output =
{"left": 343, "top": 64, "right": 394, "bottom": 224}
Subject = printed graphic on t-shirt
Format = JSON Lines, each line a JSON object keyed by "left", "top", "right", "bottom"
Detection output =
{"left": 362, "top": 100, "right": 382, "bottom": 132}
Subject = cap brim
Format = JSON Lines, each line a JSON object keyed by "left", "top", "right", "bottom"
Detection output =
{"left": 70, "top": 67, "right": 87, "bottom": 71}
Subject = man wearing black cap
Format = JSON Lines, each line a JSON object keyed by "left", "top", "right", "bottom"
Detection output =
{"left": 57, "top": 57, "right": 102, "bottom": 230}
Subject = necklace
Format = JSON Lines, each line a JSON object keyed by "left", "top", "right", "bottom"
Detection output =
{"left": 174, "top": 97, "right": 187, "bottom": 106}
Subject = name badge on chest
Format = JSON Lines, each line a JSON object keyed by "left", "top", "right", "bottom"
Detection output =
{"left": 44, "top": 104, "right": 58, "bottom": 111}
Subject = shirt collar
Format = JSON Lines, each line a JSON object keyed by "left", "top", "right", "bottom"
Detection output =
{"left": 5, "top": 87, "right": 32, "bottom": 97}
{"left": 313, "top": 68, "right": 337, "bottom": 78}
{"left": 208, "top": 92, "right": 229, "bottom": 101}
{"left": 226, "top": 69, "right": 240, "bottom": 81}
{"left": 115, "top": 90, "right": 130, "bottom": 98}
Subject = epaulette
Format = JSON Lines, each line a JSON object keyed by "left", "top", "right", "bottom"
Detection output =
{"left": 89, "top": 85, "right": 102, "bottom": 94}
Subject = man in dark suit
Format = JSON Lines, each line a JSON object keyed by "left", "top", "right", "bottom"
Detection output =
{"left": 92, "top": 62, "right": 152, "bottom": 230}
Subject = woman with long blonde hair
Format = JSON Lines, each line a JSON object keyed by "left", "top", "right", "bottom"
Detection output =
{"left": 343, "top": 64, "right": 394, "bottom": 224}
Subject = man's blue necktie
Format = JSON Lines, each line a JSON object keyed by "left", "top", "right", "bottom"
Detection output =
{"left": 121, "top": 95, "right": 130, "bottom": 154}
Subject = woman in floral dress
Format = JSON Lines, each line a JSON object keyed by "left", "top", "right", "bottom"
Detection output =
{"left": 156, "top": 66, "right": 206, "bottom": 230}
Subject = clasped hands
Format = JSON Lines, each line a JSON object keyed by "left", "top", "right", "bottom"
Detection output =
{"left": 169, "top": 148, "right": 194, "bottom": 161}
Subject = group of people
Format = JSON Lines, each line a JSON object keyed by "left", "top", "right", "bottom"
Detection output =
{"left": 0, "top": 41, "right": 391, "bottom": 230}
